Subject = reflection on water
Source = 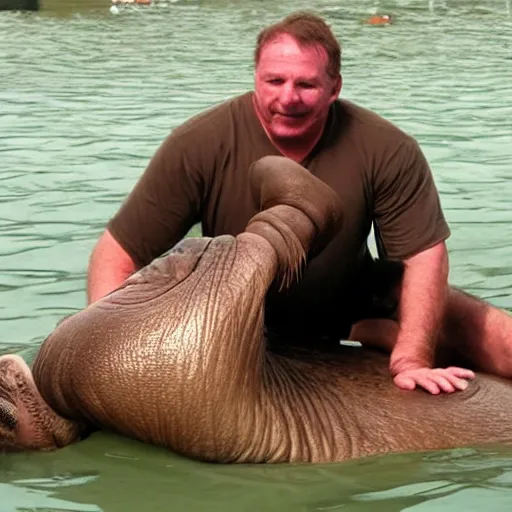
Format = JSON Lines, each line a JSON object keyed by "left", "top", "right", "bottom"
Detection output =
{"left": 0, "top": 481, "right": 101, "bottom": 511}
{"left": 1, "top": 0, "right": 512, "bottom": 510}
{"left": 2, "top": 432, "right": 512, "bottom": 511}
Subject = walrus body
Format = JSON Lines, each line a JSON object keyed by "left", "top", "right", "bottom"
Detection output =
{"left": 1, "top": 156, "right": 511, "bottom": 462}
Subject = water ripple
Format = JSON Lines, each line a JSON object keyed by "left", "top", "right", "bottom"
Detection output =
{"left": 0, "top": 0, "right": 511, "bottom": 339}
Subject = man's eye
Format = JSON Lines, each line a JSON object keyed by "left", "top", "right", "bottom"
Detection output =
{"left": 267, "top": 79, "right": 283, "bottom": 85}
{"left": 298, "top": 83, "right": 315, "bottom": 89}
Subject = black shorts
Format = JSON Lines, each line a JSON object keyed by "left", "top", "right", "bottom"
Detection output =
{"left": 265, "top": 258, "right": 404, "bottom": 349}
{"left": 349, "top": 258, "right": 403, "bottom": 325}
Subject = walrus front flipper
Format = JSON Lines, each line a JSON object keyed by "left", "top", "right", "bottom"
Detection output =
{"left": 0, "top": 355, "right": 83, "bottom": 452}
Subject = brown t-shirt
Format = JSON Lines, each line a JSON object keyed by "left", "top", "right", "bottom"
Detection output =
{"left": 108, "top": 92, "right": 450, "bottom": 340}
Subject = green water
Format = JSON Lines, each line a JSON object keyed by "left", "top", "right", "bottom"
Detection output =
{"left": 1, "top": 0, "right": 512, "bottom": 509}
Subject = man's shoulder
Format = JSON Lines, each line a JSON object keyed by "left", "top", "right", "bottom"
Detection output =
{"left": 171, "top": 92, "right": 253, "bottom": 140}
{"left": 322, "top": 99, "right": 428, "bottom": 187}
{"left": 335, "top": 99, "right": 413, "bottom": 145}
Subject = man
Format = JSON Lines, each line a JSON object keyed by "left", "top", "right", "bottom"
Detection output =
{"left": 87, "top": 12, "right": 512, "bottom": 395}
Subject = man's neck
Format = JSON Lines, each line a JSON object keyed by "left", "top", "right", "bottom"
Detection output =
{"left": 270, "top": 132, "right": 323, "bottom": 164}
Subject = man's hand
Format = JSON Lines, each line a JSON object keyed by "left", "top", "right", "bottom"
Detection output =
{"left": 393, "top": 366, "right": 475, "bottom": 394}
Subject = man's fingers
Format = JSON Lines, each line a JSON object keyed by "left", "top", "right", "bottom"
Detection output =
{"left": 437, "top": 367, "right": 473, "bottom": 390}
{"left": 434, "top": 375, "right": 456, "bottom": 394}
{"left": 394, "top": 373, "right": 441, "bottom": 394}
{"left": 415, "top": 377, "right": 441, "bottom": 395}
{"left": 393, "top": 367, "right": 475, "bottom": 394}
{"left": 446, "top": 367, "right": 476, "bottom": 380}
{"left": 393, "top": 374, "right": 417, "bottom": 391}
{"left": 444, "top": 374, "right": 469, "bottom": 391}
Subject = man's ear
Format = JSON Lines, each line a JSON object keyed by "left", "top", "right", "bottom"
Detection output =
{"left": 331, "top": 74, "right": 342, "bottom": 100}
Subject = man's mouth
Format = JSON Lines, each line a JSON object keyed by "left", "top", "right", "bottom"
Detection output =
{"left": 274, "top": 111, "right": 308, "bottom": 119}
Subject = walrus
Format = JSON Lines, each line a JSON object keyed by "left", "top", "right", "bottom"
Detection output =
{"left": 1, "top": 155, "right": 511, "bottom": 462}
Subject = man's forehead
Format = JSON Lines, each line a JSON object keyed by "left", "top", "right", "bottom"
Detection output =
{"left": 259, "top": 34, "right": 328, "bottom": 62}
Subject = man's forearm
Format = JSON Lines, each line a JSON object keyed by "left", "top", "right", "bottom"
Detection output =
{"left": 390, "top": 242, "right": 449, "bottom": 375}
{"left": 87, "top": 260, "right": 134, "bottom": 305}
{"left": 87, "top": 230, "right": 138, "bottom": 304}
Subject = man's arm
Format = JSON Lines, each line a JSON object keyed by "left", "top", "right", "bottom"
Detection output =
{"left": 87, "top": 229, "right": 139, "bottom": 305}
{"left": 389, "top": 241, "right": 475, "bottom": 394}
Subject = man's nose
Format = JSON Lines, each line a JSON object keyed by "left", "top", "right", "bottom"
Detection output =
{"left": 280, "top": 84, "right": 299, "bottom": 104}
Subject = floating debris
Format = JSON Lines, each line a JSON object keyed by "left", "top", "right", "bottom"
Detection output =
{"left": 363, "top": 14, "right": 392, "bottom": 26}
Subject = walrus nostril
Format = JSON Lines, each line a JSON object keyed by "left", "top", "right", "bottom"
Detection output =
{"left": 0, "top": 397, "right": 18, "bottom": 432}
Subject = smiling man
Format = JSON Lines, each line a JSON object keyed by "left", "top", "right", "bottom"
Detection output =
{"left": 252, "top": 31, "right": 341, "bottom": 162}
{"left": 88, "top": 12, "right": 512, "bottom": 394}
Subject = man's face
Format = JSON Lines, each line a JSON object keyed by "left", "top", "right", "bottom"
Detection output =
{"left": 254, "top": 34, "right": 341, "bottom": 143}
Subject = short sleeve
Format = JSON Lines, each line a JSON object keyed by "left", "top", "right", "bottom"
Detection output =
{"left": 107, "top": 133, "right": 207, "bottom": 268}
{"left": 373, "top": 137, "right": 450, "bottom": 260}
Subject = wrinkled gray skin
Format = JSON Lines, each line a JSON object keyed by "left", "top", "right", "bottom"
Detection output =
{"left": 1, "top": 155, "right": 512, "bottom": 463}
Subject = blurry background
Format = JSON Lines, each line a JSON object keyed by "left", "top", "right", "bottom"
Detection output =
{"left": 1, "top": 1, "right": 511, "bottom": 510}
